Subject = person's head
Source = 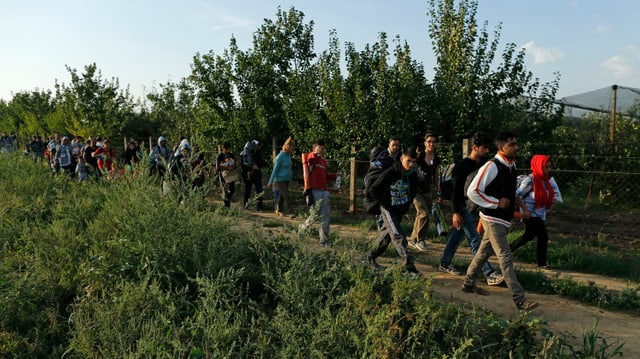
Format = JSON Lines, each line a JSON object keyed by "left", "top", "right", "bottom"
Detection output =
{"left": 470, "top": 132, "right": 492, "bottom": 159}
{"left": 424, "top": 132, "right": 438, "bottom": 153}
{"left": 62, "top": 136, "right": 70, "bottom": 145}
{"left": 313, "top": 139, "right": 325, "bottom": 157}
{"left": 530, "top": 155, "right": 552, "bottom": 179}
{"left": 102, "top": 139, "right": 111, "bottom": 149}
{"left": 1, "top": 132, "right": 7, "bottom": 137}
{"left": 158, "top": 136, "right": 167, "bottom": 146}
{"left": 181, "top": 145, "right": 191, "bottom": 157}
{"left": 388, "top": 136, "right": 400, "bottom": 155}
{"left": 400, "top": 147, "right": 418, "bottom": 172}
{"left": 251, "top": 140, "right": 260, "bottom": 150}
{"left": 282, "top": 137, "right": 295, "bottom": 154}
{"left": 369, "top": 146, "right": 383, "bottom": 161}
{"left": 128, "top": 141, "right": 136, "bottom": 150}
{"left": 221, "top": 141, "right": 231, "bottom": 153}
{"left": 495, "top": 130, "right": 519, "bottom": 160}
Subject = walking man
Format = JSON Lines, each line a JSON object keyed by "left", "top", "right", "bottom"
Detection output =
{"left": 438, "top": 132, "right": 504, "bottom": 286}
{"left": 463, "top": 130, "right": 537, "bottom": 310}
{"left": 366, "top": 147, "right": 422, "bottom": 276}
{"left": 299, "top": 139, "right": 339, "bottom": 247}
{"left": 409, "top": 133, "right": 440, "bottom": 252}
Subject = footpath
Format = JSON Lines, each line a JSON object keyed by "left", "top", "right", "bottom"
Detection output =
{"left": 250, "top": 210, "right": 640, "bottom": 357}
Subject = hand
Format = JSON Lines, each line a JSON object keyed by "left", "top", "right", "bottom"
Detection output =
{"left": 452, "top": 213, "right": 463, "bottom": 230}
{"left": 498, "top": 197, "right": 511, "bottom": 209}
{"left": 521, "top": 208, "right": 532, "bottom": 219}
{"left": 267, "top": 183, "right": 272, "bottom": 189}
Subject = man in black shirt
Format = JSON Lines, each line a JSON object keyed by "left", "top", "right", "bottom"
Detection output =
{"left": 438, "top": 132, "right": 503, "bottom": 286}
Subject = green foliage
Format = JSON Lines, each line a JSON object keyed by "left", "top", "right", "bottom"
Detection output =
{"left": 0, "top": 155, "right": 631, "bottom": 357}
{"left": 427, "top": 0, "right": 561, "bottom": 145}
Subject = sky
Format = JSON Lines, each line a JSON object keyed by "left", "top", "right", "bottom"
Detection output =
{"left": 1, "top": 0, "right": 639, "bottom": 102}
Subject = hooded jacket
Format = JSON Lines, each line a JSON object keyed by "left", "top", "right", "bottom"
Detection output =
{"left": 369, "top": 161, "right": 417, "bottom": 215}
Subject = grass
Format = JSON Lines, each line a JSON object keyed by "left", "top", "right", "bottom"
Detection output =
{"left": 0, "top": 153, "right": 633, "bottom": 358}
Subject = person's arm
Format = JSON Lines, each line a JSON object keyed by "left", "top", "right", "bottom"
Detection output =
{"left": 466, "top": 161, "right": 500, "bottom": 209}
{"left": 549, "top": 177, "right": 563, "bottom": 204}
{"left": 369, "top": 167, "right": 393, "bottom": 204}
{"left": 268, "top": 153, "right": 282, "bottom": 186}
{"left": 450, "top": 160, "right": 468, "bottom": 229}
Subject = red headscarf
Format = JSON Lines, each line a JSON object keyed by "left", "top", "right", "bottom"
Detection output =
{"left": 530, "top": 155, "right": 554, "bottom": 210}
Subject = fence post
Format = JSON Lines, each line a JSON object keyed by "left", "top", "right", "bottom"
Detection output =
{"left": 272, "top": 136, "right": 277, "bottom": 164}
{"left": 349, "top": 146, "right": 357, "bottom": 214}
{"left": 462, "top": 138, "right": 472, "bottom": 159}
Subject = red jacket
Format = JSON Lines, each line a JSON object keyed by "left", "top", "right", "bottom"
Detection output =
{"left": 307, "top": 152, "right": 337, "bottom": 191}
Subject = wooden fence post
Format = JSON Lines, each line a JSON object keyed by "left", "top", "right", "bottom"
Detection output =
{"left": 349, "top": 146, "right": 357, "bottom": 214}
{"left": 462, "top": 138, "right": 472, "bottom": 159}
{"left": 272, "top": 136, "right": 277, "bottom": 164}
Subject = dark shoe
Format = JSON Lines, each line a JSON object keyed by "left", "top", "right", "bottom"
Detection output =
{"left": 367, "top": 256, "right": 385, "bottom": 271}
{"left": 405, "top": 265, "right": 422, "bottom": 277}
{"left": 461, "top": 284, "right": 489, "bottom": 295}
{"left": 319, "top": 241, "right": 333, "bottom": 248}
{"left": 515, "top": 298, "right": 539, "bottom": 311}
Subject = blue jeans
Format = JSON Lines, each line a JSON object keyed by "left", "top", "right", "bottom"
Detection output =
{"left": 440, "top": 206, "right": 495, "bottom": 277}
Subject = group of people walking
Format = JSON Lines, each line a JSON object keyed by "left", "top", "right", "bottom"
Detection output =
{"left": 364, "top": 130, "right": 562, "bottom": 311}
{"left": 8, "top": 129, "right": 563, "bottom": 310}
{"left": 22, "top": 133, "right": 134, "bottom": 181}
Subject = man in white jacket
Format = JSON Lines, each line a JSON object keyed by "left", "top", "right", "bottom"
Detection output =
{"left": 462, "top": 130, "right": 538, "bottom": 311}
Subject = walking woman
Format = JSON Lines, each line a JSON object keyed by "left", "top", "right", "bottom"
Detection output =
{"left": 268, "top": 137, "right": 295, "bottom": 217}
{"left": 510, "top": 155, "right": 563, "bottom": 268}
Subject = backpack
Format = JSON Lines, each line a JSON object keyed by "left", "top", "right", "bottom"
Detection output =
{"left": 438, "top": 163, "right": 455, "bottom": 200}
{"left": 463, "top": 159, "right": 495, "bottom": 213}
{"left": 363, "top": 155, "right": 395, "bottom": 215}
{"left": 516, "top": 173, "right": 534, "bottom": 199}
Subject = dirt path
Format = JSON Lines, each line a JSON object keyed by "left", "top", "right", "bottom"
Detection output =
{"left": 247, "top": 210, "right": 639, "bottom": 356}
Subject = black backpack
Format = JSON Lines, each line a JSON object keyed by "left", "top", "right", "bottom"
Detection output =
{"left": 363, "top": 155, "right": 395, "bottom": 215}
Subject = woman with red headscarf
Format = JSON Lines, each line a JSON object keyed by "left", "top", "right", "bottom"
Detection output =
{"left": 510, "top": 155, "right": 563, "bottom": 268}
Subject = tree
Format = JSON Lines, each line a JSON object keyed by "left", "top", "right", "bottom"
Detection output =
{"left": 1, "top": 90, "right": 56, "bottom": 137}
{"left": 54, "top": 63, "right": 136, "bottom": 142}
{"left": 427, "top": 0, "right": 561, "bottom": 146}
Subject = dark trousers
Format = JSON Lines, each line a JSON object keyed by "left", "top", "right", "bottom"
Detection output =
{"left": 222, "top": 180, "right": 236, "bottom": 207}
{"left": 369, "top": 206, "right": 414, "bottom": 268}
{"left": 243, "top": 176, "right": 263, "bottom": 210}
{"left": 510, "top": 217, "right": 549, "bottom": 267}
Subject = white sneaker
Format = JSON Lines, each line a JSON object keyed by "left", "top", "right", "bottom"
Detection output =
{"left": 409, "top": 240, "right": 429, "bottom": 252}
{"left": 439, "top": 263, "right": 462, "bottom": 275}
{"left": 486, "top": 271, "right": 505, "bottom": 286}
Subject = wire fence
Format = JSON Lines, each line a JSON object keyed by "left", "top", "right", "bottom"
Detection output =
{"left": 5, "top": 134, "right": 639, "bottom": 240}
{"left": 319, "top": 158, "right": 640, "bottom": 241}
